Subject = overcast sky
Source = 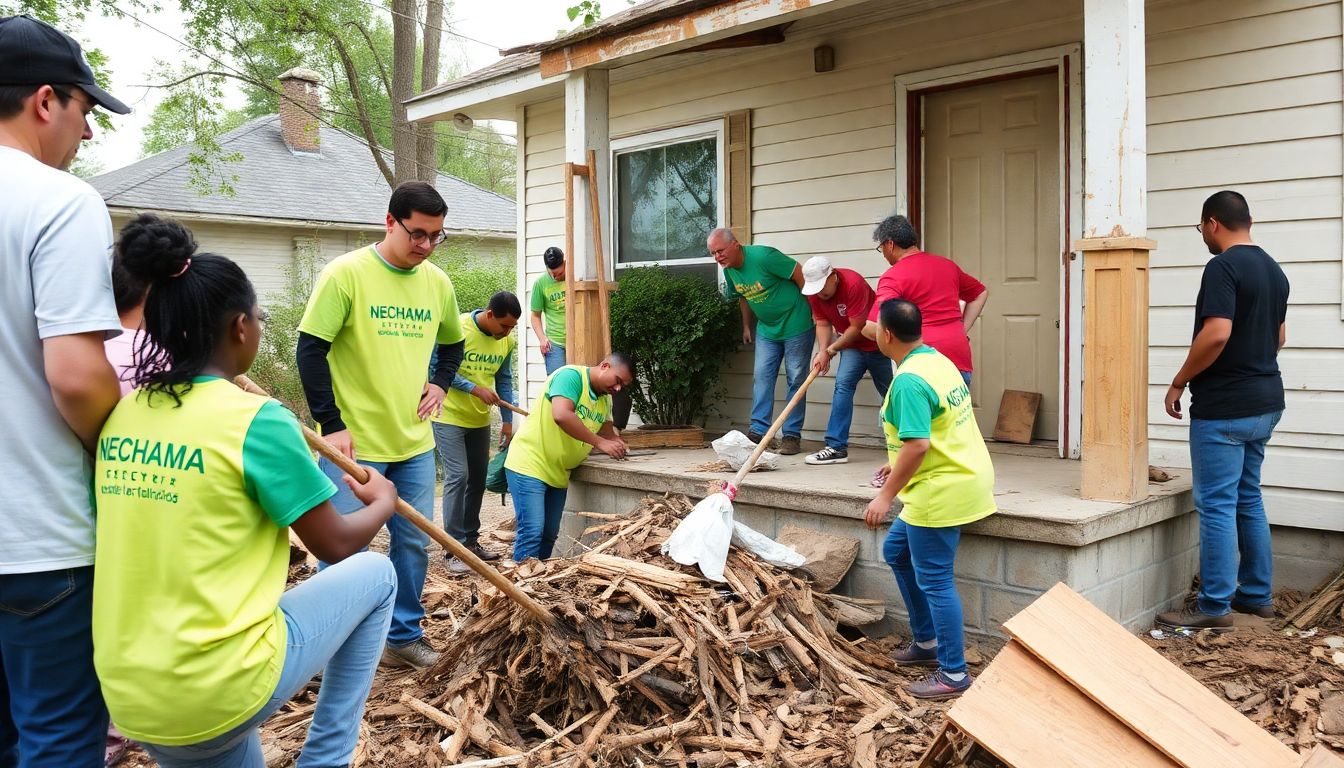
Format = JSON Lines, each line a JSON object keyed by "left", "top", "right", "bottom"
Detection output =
{"left": 76, "top": 0, "right": 615, "bottom": 173}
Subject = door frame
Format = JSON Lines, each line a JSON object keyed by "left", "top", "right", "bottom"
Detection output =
{"left": 894, "top": 43, "right": 1083, "bottom": 459}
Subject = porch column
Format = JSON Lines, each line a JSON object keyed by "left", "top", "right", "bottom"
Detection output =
{"left": 563, "top": 69, "right": 611, "bottom": 366}
{"left": 1078, "top": 0, "right": 1153, "bottom": 502}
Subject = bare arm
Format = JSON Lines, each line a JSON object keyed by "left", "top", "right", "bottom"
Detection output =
{"left": 962, "top": 290, "right": 988, "bottom": 333}
{"left": 864, "top": 439, "right": 930, "bottom": 529}
{"left": 739, "top": 298, "right": 755, "bottom": 345}
{"left": 553, "top": 396, "right": 625, "bottom": 458}
{"left": 831, "top": 321, "right": 866, "bottom": 354}
{"left": 861, "top": 319, "right": 878, "bottom": 341}
{"left": 530, "top": 310, "right": 551, "bottom": 353}
{"left": 1279, "top": 322, "right": 1286, "bottom": 352}
{"left": 43, "top": 332, "right": 120, "bottom": 452}
{"left": 790, "top": 263, "right": 806, "bottom": 290}
{"left": 291, "top": 468, "right": 397, "bottom": 563}
{"left": 1164, "top": 317, "right": 1234, "bottom": 419}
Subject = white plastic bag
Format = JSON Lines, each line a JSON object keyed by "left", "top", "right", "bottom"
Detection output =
{"left": 731, "top": 522, "right": 805, "bottom": 569}
{"left": 662, "top": 493, "right": 735, "bottom": 582}
{"left": 711, "top": 430, "right": 780, "bottom": 472}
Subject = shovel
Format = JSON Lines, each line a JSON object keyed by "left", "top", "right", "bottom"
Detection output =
{"left": 233, "top": 375, "right": 559, "bottom": 629}
{"left": 663, "top": 366, "right": 821, "bottom": 581}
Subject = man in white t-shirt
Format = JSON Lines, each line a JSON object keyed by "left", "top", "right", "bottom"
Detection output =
{"left": 0, "top": 14, "right": 131, "bottom": 767}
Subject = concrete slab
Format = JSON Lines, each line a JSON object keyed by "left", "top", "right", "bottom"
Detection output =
{"left": 577, "top": 444, "right": 1193, "bottom": 547}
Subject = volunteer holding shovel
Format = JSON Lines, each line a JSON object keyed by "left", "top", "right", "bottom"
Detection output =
{"left": 866, "top": 298, "right": 996, "bottom": 701}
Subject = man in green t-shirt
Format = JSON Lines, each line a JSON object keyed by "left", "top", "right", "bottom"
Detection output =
{"left": 297, "top": 181, "right": 465, "bottom": 670}
{"left": 431, "top": 291, "right": 520, "bottom": 574}
{"left": 530, "top": 246, "right": 567, "bottom": 374}
{"left": 708, "top": 228, "right": 816, "bottom": 455}
{"left": 865, "top": 298, "right": 995, "bottom": 701}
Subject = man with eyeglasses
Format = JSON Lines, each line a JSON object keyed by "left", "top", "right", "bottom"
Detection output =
{"left": 297, "top": 180, "right": 465, "bottom": 670}
{"left": 0, "top": 14, "right": 133, "bottom": 767}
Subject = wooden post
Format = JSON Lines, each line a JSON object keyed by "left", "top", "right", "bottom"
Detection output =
{"left": 1079, "top": 0, "right": 1150, "bottom": 502}
{"left": 563, "top": 69, "right": 611, "bottom": 366}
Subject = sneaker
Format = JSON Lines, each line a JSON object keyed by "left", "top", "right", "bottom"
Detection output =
{"left": 446, "top": 557, "right": 472, "bottom": 574}
{"left": 1231, "top": 601, "right": 1276, "bottom": 619}
{"left": 907, "top": 670, "right": 973, "bottom": 700}
{"left": 779, "top": 436, "right": 802, "bottom": 456}
{"left": 805, "top": 446, "right": 848, "bottom": 465}
{"left": 1155, "top": 608, "right": 1233, "bottom": 631}
{"left": 381, "top": 638, "right": 440, "bottom": 669}
{"left": 889, "top": 642, "right": 938, "bottom": 667}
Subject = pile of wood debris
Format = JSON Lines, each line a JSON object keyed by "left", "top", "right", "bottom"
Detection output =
{"left": 330, "top": 495, "right": 946, "bottom": 767}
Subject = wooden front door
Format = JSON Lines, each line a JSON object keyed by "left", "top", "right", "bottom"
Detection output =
{"left": 922, "top": 71, "right": 1062, "bottom": 441}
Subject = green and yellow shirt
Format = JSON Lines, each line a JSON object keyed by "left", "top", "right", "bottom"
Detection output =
{"left": 299, "top": 246, "right": 463, "bottom": 461}
{"left": 505, "top": 365, "right": 609, "bottom": 488}
{"left": 881, "top": 346, "right": 996, "bottom": 528}
{"left": 722, "top": 245, "right": 814, "bottom": 342}
{"left": 92, "top": 378, "right": 336, "bottom": 745}
{"left": 433, "top": 311, "right": 516, "bottom": 429}
{"left": 531, "top": 272, "right": 566, "bottom": 345}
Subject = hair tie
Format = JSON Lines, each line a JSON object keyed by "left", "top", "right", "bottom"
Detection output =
{"left": 172, "top": 258, "right": 192, "bottom": 278}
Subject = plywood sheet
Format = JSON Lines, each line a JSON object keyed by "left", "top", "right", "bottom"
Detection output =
{"left": 1302, "top": 745, "right": 1344, "bottom": 768}
{"left": 993, "top": 390, "right": 1042, "bottom": 444}
{"left": 1003, "top": 584, "right": 1300, "bottom": 768}
{"left": 948, "top": 641, "right": 1177, "bottom": 768}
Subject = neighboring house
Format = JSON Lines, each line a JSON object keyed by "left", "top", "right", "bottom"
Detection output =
{"left": 91, "top": 68, "right": 516, "bottom": 301}
{"left": 406, "top": 0, "right": 1344, "bottom": 583}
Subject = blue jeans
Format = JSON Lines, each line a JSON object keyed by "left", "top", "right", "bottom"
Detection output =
{"left": 883, "top": 519, "right": 967, "bottom": 675}
{"left": 139, "top": 552, "right": 395, "bottom": 768}
{"left": 319, "top": 450, "right": 435, "bottom": 646}
{"left": 542, "top": 343, "right": 566, "bottom": 375}
{"left": 1190, "top": 411, "right": 1282, "bottom": 616}
{"left": 961, "top": 371, "right": 972, "bottom": 390}
{"left": 0, "top": 566, "right": 107, "bottom": 768}
{"left": 825, "top": 348, "right": 894, "bottom": 451}
{"left": 505, "top": 469, "right": 567, "bottom": 561}
{"left": 751, "top": 327, "right": 816, "bottom": 440}
{"left": 433, "top": 423, "right": 491, "bottom": 546}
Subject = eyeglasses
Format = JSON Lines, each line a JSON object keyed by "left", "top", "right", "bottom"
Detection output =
{"left": 875, "top": 240, "right": 892, "bottom": 253}
{"left": 396, "top": 219, "right": 448, "bottom": 246}
{"left": 1194, "top": 221, "right": 1205, "bottom": 234}
{"left": 50, "top": 86, "right": 97, "bottom": 119}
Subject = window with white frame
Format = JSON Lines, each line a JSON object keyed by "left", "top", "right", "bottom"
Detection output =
{"left": 611, "top": 121, "right": 724, "bottom": 271}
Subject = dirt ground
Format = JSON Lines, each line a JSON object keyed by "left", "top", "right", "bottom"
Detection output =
{"left": 116, "top": 497, "right": 1344, "bottom": 767}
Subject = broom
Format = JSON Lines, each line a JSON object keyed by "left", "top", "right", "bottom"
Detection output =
{"left": 664, "top": 366, "right": 821, "bottom": 581}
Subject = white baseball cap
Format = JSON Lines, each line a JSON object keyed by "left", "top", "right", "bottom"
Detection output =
{"left": 800, "top": 256, "right": 834, "bottom": 296}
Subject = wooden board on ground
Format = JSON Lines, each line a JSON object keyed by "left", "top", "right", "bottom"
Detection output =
{"left": 621, "top": 426, "right": 706, "bottom": 450}
{"left": 776, "top": 524, "right": 860, "bottom": 592}
{"left": 1003, "top": 583, "right": 1300, "bottom": 768}
{"left": 992, "top": 390, "right": 1041, "bottom": 444}
{"left": 1303, "top": 745, "right": 1344, "bottom": 768}
{"left": 947, "top": 641, "right": 1177, "bottom": 768}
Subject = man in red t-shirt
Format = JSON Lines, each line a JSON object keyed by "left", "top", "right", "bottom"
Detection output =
{"left": 861, "top": 215, "right": 987, "bottom": 390}
{"left": 801, "top": 257, "right": 894, "bottom": 465}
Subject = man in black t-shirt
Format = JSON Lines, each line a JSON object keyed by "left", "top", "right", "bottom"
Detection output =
{"left": 1157, "top": 190, "right": 1289, "bottom": 632}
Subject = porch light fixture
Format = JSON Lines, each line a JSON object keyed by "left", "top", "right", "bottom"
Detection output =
{"left": 814, "top": 44, "right": 835, "bottom": 73}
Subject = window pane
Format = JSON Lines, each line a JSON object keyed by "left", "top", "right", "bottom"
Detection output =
{"left": 616, "top": 137, "right": 717, "bottom": 264}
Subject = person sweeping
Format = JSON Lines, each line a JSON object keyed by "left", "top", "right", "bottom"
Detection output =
{"left": 865, "top": 298, "right": 996, "bottom": 701}
{"left": 92, "top": 216, "right": 400, "bottom": 767}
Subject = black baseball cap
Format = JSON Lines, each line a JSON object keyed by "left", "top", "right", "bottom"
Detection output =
{"left": 0, "top": 15, "right": 131, "bottom": 114}
{"left": 543, "top": 246, "right": 564, "bottom": 269}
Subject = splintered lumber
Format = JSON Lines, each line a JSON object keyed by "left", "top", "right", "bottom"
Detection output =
{"left": 946, "top": 642, "right": 1175, "bottom": 767}
{"left": 1285, "top": 567, "right": 1344, "bottom": 630}
{"left": 1003, "top": 583, "right": 1299, "bottom": 768}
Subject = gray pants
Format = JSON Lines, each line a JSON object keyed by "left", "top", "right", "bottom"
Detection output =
{"left": 431, "top": 422, "right": 491, "bottom": 547}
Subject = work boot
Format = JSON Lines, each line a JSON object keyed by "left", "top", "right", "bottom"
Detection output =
{"left": 907, "top": 671, "right": 973, "bottom": 700}
{"left": 747, "top": 430, "right": 774, "bottom": 448}
{"left": 1155, "top": 608, "right": 1233, "bottom": 631}
{"left": 805, "top": 446, "right": 848, "bottom": 465}
{"left": 889, "top": 642, "right": 938, "bottom": 667}
{"left": 381, "top": 638, "right": 440, "bottom": 670}
{"left": 779, "top": 436, "right": 802, "bottom": 456}
{"left": 1231, "top": 601, "right": 1276, "bottom": 619}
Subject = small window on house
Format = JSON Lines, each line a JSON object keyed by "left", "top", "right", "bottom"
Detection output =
{"left": 612, "top": 121, "right": 724, "bottom": 273}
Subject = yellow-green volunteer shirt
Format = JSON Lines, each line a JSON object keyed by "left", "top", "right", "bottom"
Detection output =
{"left": 505, "top": 365, "right": 609, "bottom": 488}
{"left": 299, "top": 245, "right": 463, "bottom": 461}
{"left": 93, "top": 378, "right": 337, "bottom": 745}
{"left": 881, "top": 346, "right": 996, "bottom": 527}
{"left": 531, "top": 272, "right": 566, "bottom": 345}
{"left": 433, "top": 311, "right": 516, "bottom": 429}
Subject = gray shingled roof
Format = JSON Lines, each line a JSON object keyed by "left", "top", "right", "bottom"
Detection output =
{"left": 91, "top": 115, "right": 515, "bottom": 235}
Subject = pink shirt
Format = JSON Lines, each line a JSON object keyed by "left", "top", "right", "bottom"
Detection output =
{"left": 867, "top": 251, "right": 986, "bottom": 372}
{"left": 103, "top": 327, "right": 143, "bottom": 396}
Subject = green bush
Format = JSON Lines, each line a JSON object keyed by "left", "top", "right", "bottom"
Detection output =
{"left": 610, "top": 265, "right": 738, "bottom": 426}
{"left": 248, "top": 239, "right": 518, "bottom": 426}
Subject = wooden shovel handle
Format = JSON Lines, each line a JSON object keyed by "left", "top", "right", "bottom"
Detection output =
{"left": 234, "top": 375, "right": 558, "bottom": 628}
{"left": 499, "top": 401, "right": 529, "bottom": 418}
{"left": 730, "top": 366, "right": 822, "bottom": 489}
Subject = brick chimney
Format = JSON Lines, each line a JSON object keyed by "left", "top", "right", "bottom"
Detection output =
{"left": 278, "top": 67, "right": 322, "bottom": 154}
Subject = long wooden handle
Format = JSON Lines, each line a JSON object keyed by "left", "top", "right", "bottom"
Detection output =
{"left": 234, "top": 375, "right": 557, "bottom": 628}
{"left": 730, "top": 366, "right": 822, "bottom": 488}
{"left": 499, "top": 401, "right": 529, "bottom": 418}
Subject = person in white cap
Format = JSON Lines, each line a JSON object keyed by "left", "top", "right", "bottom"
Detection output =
{"left": 801, "top": 257, "right": 893, "bottom": 465}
